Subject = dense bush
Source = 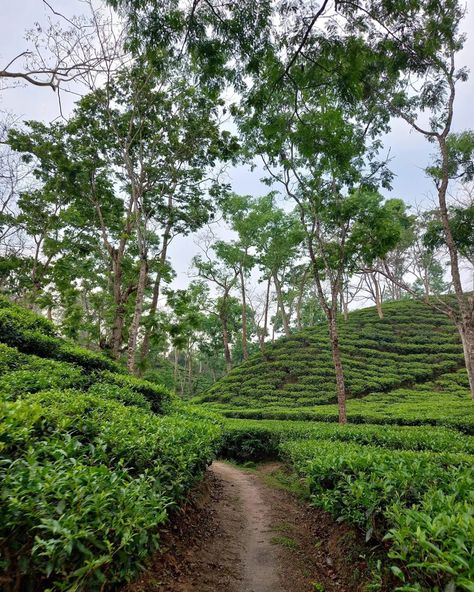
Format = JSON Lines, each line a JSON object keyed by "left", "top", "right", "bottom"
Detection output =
{"left": 0, "top": 298, "right": 221, "bottom": 591}
{"left": 220, "top": 419, "right": 474, "bottom": 461}
{"left": 281, "top": 439, "right": 474, "bottom": 591}
{"left": 0, "top": 391, "right": 221, "bottom": 590}
{"left": 98, "top": 371, "right": 172, "bottom": 412}
{"left": 0, "top": 300, "right": 123, "bottom": 373}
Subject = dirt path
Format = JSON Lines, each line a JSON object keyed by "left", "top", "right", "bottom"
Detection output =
{"left": 210, "top": 461, "right": 284, "bottom": 592}
{"left": 125, "top": 462, "right": 373, "bottom": 592}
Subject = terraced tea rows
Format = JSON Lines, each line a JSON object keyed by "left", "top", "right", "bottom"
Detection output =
{"left": 199, "top": 299, "right": 465, "bottom": 409}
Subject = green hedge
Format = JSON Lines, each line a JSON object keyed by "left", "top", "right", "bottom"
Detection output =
{"left": 0, "top": 392, "right": 221, "bottom": 590}
{"left": 220, "top": 419, "right": 474, "bottom": 461}
{"left": 281, "top": 439, "right": 474, "bottom": 591}
{"left": 0, "top": 304, "right": 123, "bottom": 373}
{"left": 0, "top": 297, "right": 221, "bottom": 590}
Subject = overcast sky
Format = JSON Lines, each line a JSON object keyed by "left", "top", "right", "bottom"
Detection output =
{"left": 1, "top": 0, "right": 473, "bottom": 291}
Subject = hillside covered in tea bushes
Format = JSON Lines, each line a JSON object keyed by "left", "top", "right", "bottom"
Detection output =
{"left": 0, "top": 297, "right": 221, "bottom": 591}
{"left": 199, "top": 299, "right": 474, "bottom": 432}
{"left": 206, "top": 298, "right": 474, "bottom": 590}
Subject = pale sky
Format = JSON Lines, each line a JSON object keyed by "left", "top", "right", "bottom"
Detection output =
{"left": 1, "top": 0, "right": 473, "bottom": 291}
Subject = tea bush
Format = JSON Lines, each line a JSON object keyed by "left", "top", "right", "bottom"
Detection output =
{"left": 0, "top": 298, "right": 222, "bottom": 590}
{"left": 220, "top": 419, "right": 474, "bottom": 461}
{"left": 200, "top": 299, "right": 466, "bottom": 409}
{"left": 281, "top": 439, "right": 474, "bottom": 591}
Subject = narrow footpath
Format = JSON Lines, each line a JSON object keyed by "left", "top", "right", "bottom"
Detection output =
{"left": 125, "top": 462, "right": 372, "bottom": 592}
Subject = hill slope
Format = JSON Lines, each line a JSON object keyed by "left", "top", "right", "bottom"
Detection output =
{"left": 0, "top": 297, "right": 220, "bottom": 590}
{"left": 198, "top": 299, "right": 473, "bottom": 431}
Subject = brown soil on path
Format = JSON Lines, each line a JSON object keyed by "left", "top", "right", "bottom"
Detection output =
{"left": 124, "top": 462, "right": 374, "bottom": 592}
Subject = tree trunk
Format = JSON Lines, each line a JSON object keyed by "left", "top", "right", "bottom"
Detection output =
{"left": 139, "top": 223, "right": 172, "bottom": 365}
{"left": 296, "top": 267, "right": 308, "bottom": 330}
{"left": 328, "top": 310, "right": 348, "bottom": 424}
{"left": 240, "top": 266, "right": 248, "bottom": 359}
{"left": 187, "top": 345, "right": 193, "bottom": 396}
{"left": 437, "top": 136, "right": 474, "bottom": 399}
{"left": 110, "top": 252, "right": 125, "bottom": 358}
{"left": 459, "top": 323, "right": 474, "bottom": 400}
{"left": 260, "top": 276, "right": 271, "bottom": 350}
{"left": 221, "top": 311, "right": 232, "bottom": 373}
{"left": 110, "top": 305, "right": 125, "bottom": 359}
{"left": 127, "top": 257, "right": 148, "bottom": 374}
{"left": 273, "top": 272, "right": 290, "bottom": 336}
{"left": 174, "top": 347, "right": 179, "bottom": 388}
{"left": 372, "top": 273, "right": 384, "bottom": 320}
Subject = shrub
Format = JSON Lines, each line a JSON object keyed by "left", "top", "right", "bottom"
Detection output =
{"left": 281, "top": 439, "right": 474, "bottom": 591}
{"left": 0, "top": 391, "right": 221, "bottom": 590}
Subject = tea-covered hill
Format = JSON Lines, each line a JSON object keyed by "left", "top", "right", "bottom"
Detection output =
{"left": 0, "top": 297, "right": 221, "bottom": 591}
{"left": 197, "top": 299, "right": 473, "bottom": 432}
{"left": 208, "top": 298, "right": 474, "bottom": 591}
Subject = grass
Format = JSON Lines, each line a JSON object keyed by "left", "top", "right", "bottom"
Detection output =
{"left": 270, "top": 535, "right": 299, "bottom": 550}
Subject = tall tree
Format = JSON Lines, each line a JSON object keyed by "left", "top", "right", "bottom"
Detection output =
{"left": 239, "top": 55, "right": 407, "bottom": 422}
{"left": 8, "top": 59, "right": 233, "bottom": 368}
{"left": 193, "top": 241, "right": 240, "bottom": 372}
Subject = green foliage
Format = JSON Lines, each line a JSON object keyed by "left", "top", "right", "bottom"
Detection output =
{"left": 0, "top": 298, "right": 123, "bottom": 373}
{"left": 281, "top": 439, "right": 474, "bottom": 591}
{"left": 220, "top": 419, "right": 474, "bottom": 462}
{"left": 201, "top": 298, "right": 466, "bottom": 411}
{"left": 0, "top": 298, "right": 221, "bottom": 590}
{"left": 213, "top": 368, "right": 474, "bottom": 434}
{"left": 98, "top": 371, "right": 172, "bottom": 413}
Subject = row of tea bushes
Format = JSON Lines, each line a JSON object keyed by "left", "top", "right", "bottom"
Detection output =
{"left": 0, "top": 390, "right": 221, "bottom": 590}
{"left": 0, "top": 297, "right": 221, "bottom": 590}
{"left": 0, "top": 298, "right": 123, "bottom": 373}
{"left": 213, "top": 369, "right": 474, "bottom": 433}
{"left": 0, "top": 342, "right": 172, "bottom": 412}
{"left": 220, "top": 418, "right": 474, "bottom": 461}
{"left": 200, "top": 299, "right": 465, "bottom": 409}
{"left": 281, "top": 439, "right": 474, "bottom": 591}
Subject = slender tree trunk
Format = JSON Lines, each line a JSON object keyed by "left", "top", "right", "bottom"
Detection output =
{"left": 240, "top": 266, "right": 248, "bottom": 359}
{"left": 342, "top": 297, "right": 349, "bottom": 322}
{"left": 328, "top": 309, "right": 347, "bottom": 424}
{"left": 140, "top": 223, "right": 172, "bottom": 365}
{"left": 110, "top": 252, "right": 125, "bottom": 358}
{"left": 174, "top": 347, "right": 179, "bottom": 387}
{"left": 307, "top": 231, "right": 348, "bottom": 424}
{"left": 260, "top": 276, "right": 271, "bottom": 350}
{"left": 371, "top": 273, "right": 384, "bottom": 319}
{"left": 423, "top": 267, "right": 430, "bottom": 299}
{"left": 459, "top": 324, "right": 474, "bottom": 400}
{"left": 187, "top": 345, "right": 193, "bottom": 396}
{"left": 296, "top": 267, "right": 308, "bottom": 330}
{"left": 221, "top": 312, "right": 232, "bottom": 372}
{"left": 437, "top": 135, "right": 474, "bottom": 399}
{"left": 273, "top": 272, "right": 290, "bottom": 336}
{"left": 127, "top": 257, "right": 148, "bottom": 374}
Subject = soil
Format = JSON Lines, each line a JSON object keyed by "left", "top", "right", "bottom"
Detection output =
{"left": 123, "top": 461, "right": 375, "bottom": 592}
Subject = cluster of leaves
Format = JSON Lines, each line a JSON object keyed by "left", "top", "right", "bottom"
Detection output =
{"left": 0, "top": 298, "right": 221, "bottom": 590}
